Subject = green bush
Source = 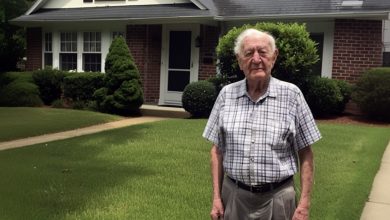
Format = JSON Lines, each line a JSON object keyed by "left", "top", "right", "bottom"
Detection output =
{"left": 207, "top": 75, "right": 228, "bottom": 95}
{"left": 63, "top": 72, "right": 104, "bottom": 102}
{"left": 216, "top": 22, "right": 319, "bottom": 91}
{"left": 182, "top": 80, "right": 217, "bottom": 118}
{"left": 305, "top": 77, "right": 343, "bottom": 117}
{"left": 334, "top": 79, "right": 352, "bottom": 114}
{"left": 94, "top": 36, "right": 143, "bottom": 115}
{"left": 32, "top": 68, "right": 67, "bottom": 105}
{"left": 352, "top": 68, "right": 390, "bottom": 121}
{"left": 0, "top": 81, "right": 43, "bottom": 107}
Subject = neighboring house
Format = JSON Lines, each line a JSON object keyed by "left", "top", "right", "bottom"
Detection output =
{"left": 11, "top": 0, "right": 390, "bottom": 106}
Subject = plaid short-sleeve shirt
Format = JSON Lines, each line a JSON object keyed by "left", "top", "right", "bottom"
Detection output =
{"left": 203, "top": 77, "right": 321, "bottom": 185}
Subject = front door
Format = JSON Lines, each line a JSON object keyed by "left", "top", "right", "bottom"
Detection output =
{"left": 159, "top": 24, "right": 199, "bottom": 106}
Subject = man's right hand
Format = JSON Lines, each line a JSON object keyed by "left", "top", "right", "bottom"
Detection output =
{"left": 210, "top": 198, "right": 224, "bottom": 220}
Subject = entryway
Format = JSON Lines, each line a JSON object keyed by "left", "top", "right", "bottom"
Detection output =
{"left": 159, "top": 24, "right": 199, "bottom": 106}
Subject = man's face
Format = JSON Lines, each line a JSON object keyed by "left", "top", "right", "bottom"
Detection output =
{"left": 237, "top": 34, "right": 278, "bottom": 81}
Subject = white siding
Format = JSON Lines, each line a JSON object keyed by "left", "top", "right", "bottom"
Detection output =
{"left": 43, "top": 0, "right": 190, "bottom": 9}
{"left": 384, "top": 19, "right": 390, "bottom": 52}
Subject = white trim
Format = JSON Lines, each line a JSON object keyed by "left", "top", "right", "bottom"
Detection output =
{"left": 159, "top": 24, "right": 200, "bottom": 106}
{"left": 306, "top": 21, "right": 334, "bottom": 78}
{"left": 190, "top": 0, "right": 207, "bottom": 10}
{"left": 26, "top": 0, "right": 49, "bottom": 15}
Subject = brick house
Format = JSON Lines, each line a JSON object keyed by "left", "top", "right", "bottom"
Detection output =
{"left": 12, "top": 0, "right": 390, "bottom": 106}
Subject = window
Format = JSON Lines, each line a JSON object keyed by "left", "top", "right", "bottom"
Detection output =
{"left": 83, "top": 32, "right": 101, "bottom": 72}
{"left": 60, "top": 32, "right": 77, "bottom": 71}
{"left": 309, "top": 33, "right": 324, "bottom": 76}
{"left": 383, "top": 52, "right": 390, "bottom": 67}
{"left": 84, "top": 0, "right": 93, "bottom": 2}
{"left": 44, "top": 32, "right": 53, "bottom": 67}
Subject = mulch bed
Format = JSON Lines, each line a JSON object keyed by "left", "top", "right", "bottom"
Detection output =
{"left": 316, "top": 114, "right": 390, "bottom": 127}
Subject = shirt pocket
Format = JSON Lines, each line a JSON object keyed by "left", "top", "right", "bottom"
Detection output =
{"left": 265, "top": 119, "right": 292, "bottom": 149}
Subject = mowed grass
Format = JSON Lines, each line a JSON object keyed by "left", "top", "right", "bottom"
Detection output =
{"left": 0, "top": 107, "right": 122, "bottom": 142}
{"left": 0, "top": 118, "right": 388, "bottom": 220}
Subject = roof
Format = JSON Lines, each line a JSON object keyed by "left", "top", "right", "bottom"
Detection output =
{"left": 12, "top": 3, "right": 213, "bottom": 23}
{"left": 211, "top": 0, "right": 390, "bottom": 20}
{"left": 11, "top": 0, "right": 390, "bottom": 24}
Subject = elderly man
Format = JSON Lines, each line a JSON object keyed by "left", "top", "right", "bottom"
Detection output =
{"left": 203, "top": 28, "right": 321, "bottom": 220}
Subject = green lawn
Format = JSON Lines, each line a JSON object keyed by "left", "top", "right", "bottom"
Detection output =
{"left": 0, "top": 117, "right": 389, "bottom": 220}
{"left": 0, "top": 107, "right": 122, "bottom": 142}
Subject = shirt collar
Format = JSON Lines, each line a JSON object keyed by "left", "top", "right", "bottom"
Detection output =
{"left": 236, "top": 77, "right": 278, "bottom": 99}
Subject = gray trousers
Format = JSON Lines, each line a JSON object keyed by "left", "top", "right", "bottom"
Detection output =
{"left": 221, "top": 176, "right": 296, "bottom": 220}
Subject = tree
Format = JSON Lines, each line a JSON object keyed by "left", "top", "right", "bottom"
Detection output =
{"left": 0, "top": 0, "right": 34, "bottom": 72}
{"left": 94, "top": 36, "right": 144, "bottom": 115}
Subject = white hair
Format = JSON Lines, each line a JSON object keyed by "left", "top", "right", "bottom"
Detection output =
{"left": 234, "top": 28, "right": 276, "bottom": 55}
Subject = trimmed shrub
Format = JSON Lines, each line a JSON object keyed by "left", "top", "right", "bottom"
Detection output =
{"left": 334, "top": 79, "right": 352, "bottom": 114}
{"left": 63, "top": 72, "right": 104, "bottom": 102}
{"left": 182, "top": 80, "right": 217, "bottom": 118}
{"left": 305, "top": 77, "right": 343, "bottom": 117}
{"left": 32, "top": 68, "right": 67, "bottom": 105}
{"left": 0, "top": 81, "right": 43, "bottom": 107}
{"left": 352, "top": 68, "right": 390, "bottom": 121}
{"left": 207, "top": 75, "right": 228, "bottom": 95}
{"left": 94, "top": 36, "right": 143, "bottom": 115}
{"left": 216, "top": 22, "right": 319, "bottom": 91}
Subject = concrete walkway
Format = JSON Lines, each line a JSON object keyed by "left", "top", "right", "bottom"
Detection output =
{"left": 361, "top": 141, "right": 390, "bottom": 220}
{"left": 0, "top": 116, "right": 166, "bottom": 151}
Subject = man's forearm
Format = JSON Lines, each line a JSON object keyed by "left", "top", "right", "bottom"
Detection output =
{"left": 298, "top": 146, "right": 314, "bottom": 208}
{"left": 210, "top": 145, "right": 223, "bottom": 199}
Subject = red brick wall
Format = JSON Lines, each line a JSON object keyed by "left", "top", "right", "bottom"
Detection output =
{"left": 198, "top": 25, "right": 220, "bottom": 80}
{"left": 26, "top": 27, "right": 42, "bottom": 71}
{"left": 126, "top": 25, "right": 162, "bottom": 104}
{"left": 332, "top": 19, "right": 383, "bottom": 83}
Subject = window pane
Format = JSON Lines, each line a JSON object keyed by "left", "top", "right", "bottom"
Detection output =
{"left": 61, "top": 32, "right": 77, "bottom": 52}
{"left": 169, "top": 31, "right": 191, "bottom": 69}
{"left": 167, "top": 70, "right": 190, "bottom": 92}
{"left": 309, "top": 33, "right": 324, "bottom": 76}
{"left": 60, "top": 53, "right": 77, "bottom": 71}
{"left": 83, "top": 53, "right": 101, "bottom": 72}
{"left": 44, "top": 53, "right": 53, "bottom": 67}
{"left": 45, "top": 33, "right": 52, "bottom": 52}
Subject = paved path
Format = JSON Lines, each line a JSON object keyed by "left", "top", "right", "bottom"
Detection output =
{"left": 0, "top": 116, "right": 166, "bottom": 151}
{"left": 361, "top": 141, "right": 390, "bottom": 220}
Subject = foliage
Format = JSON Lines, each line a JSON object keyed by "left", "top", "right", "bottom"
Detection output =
{"left": 334, "top": 79, "right": 352, "bottom": 114}
{"left": 0, "top": 81, "right": 42, "bottom": 107}
{"left": 216, "top": 22, "right": 319, "bottom": 91}
{"left": 352, "top": 68, "right": 390, "bottom": 121}
{"left": 94, "top": 37, "right": 143, "bottom": 115}
{"left": 63, "top": 72, "right": 104, "bottom": 102}
{"left": 182, "top": 80, "right": 217, "bottom": 118}
{"left": 305, "top": 77, "right": 343, "bottom": 117}
{"left": 207, "top": 74, "right": 228, "bottom": 95}
{"left": 0, "top": 0, "right": 35, "bottom": 72}
{"left": 32, "top": 68, "right": 67, "bottom": 105}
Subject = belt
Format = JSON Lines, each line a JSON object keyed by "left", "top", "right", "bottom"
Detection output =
{"left": 227, "top": 176, "right": 293, "bottom": 193}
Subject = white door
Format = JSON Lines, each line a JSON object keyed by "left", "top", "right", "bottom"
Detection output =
{"left": 159, "top": 24, "right": 199, "bottom": 106}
